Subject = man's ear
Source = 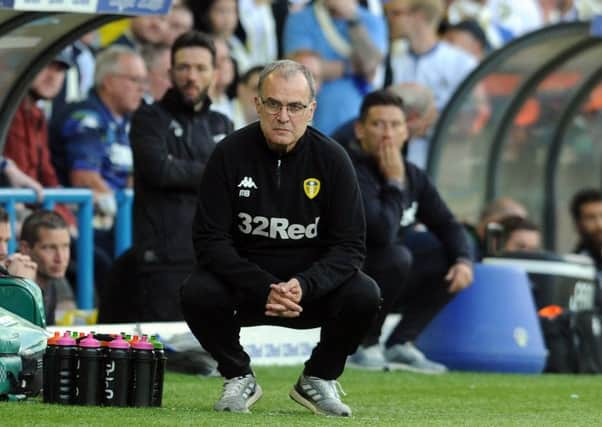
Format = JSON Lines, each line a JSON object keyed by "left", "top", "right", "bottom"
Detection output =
{"left": 306, "top": 99, "right": 317, "bottom": 123}
{"left": 254, "top": 96, "right": 261, "bottom": 115}
{"left": 354, "top": 119, "right": 364, "bottom": 142}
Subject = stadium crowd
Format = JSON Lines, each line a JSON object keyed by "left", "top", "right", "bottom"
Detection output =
{"left": 1, "top": 0, "right": 602, "bottom": 416}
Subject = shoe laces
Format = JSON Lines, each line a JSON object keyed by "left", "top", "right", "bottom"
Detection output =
{"left": 222, "top": 375, "right": 251, "bottom": 398}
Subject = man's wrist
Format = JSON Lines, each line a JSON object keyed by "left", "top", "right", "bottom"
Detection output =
{"left": 386, "top": 178, "right": 405, "bottom": 191}
{"left": 456, "top": 257, "right": 473, "bottom": 269}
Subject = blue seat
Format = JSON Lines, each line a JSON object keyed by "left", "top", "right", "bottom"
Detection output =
{"left": 415, "top": 263, "right": 547, "bottom": 373}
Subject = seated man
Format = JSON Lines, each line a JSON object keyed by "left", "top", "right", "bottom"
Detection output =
{"left": 465, "top": 196, "right": 529, "bottom": 259}
{"left": 181, "top": 60, "right": 380, "bottom": 416}
{"left": 498, "top": 215, "right": 541, "bottom": 253}
{"left": 347, "top": 89, "right": 473, "bottom": 373}
{"left": 19, "top": 210, "right": 74, "bottom": 325}
{"left": 571, "top": 188, "right": 602, "bottom": 278}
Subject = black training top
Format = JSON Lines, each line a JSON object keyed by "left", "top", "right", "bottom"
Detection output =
{"left": 346, "top": 140, "right": 470, "bottom": 265}
{"left": 193, "top": 122, "right": 366, "bottom": 304}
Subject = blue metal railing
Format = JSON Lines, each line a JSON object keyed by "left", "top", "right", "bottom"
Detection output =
{"left": 0, "top": 188, "right": 94, "bottom": 309}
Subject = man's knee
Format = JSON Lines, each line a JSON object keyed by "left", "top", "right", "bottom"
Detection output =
{"left": 180, "top": 269, "right": 232, "bottom": 316}
{"left": 339, "top": 271, "right": 381, "bottom": 315}
{"left": 365, "top": 244, "right": 412, "bottom": 282}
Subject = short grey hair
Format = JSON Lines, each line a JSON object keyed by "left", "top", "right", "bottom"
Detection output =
{"left": 257, "top": 59, "right": 316, "bottom": 102}
{"left": 141, "top": 43, "right": 171, "bottom": 72}
{"left": 94, "top": 45, "right": 140, "bottom": 88}
{"left": 388, "top": 83, "right": 436, "bottom": 117}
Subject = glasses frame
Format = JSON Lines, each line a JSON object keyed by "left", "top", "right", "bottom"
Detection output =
{"left": 260, "top": 97, "right": 310, "bottom": 117}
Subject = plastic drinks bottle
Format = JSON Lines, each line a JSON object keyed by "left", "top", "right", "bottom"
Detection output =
{"left": 129, "top": 336, "right": 155, "bottom": 407}
{"left": 42, "top": 331, "right": 61, "bottom": 403}
{"left": 149, "top": 336, "right": 167, "bottom": 407}
{"left": 56, "top": 332, "right": 78, "bottom": 404}
{"left": 76, "top": 333, "right": 103, "bottom": 405}
{"left": 103, "top": 335, "right": 131, "bottom": 407}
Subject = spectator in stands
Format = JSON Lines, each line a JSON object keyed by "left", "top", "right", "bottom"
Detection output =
{"left": 20, "top": 210, "right": 75, "bottom": 325}
{"left": 52, "top": 33, "right": 97, "bottom": 116}
{"left": 50, "top": 46, "right": 147, "bottom": 224}
{"left": 141, "top": 43, "right": 172, "bottom": 103}
{"left": 50, "top": 46, "right": 147, "bottom": 291}
{"left": 165, "top": 2, "right": 195, "bottom": 46}
{"left": 130, "top": 31, "right": 233, "bottom": 321}
{"left": 571, "top": 188, "right": 602, "bottom": 275}
{"left": 4, "top": 51, "right": 76, "bottom": 226}
{"left": 192, "top": 0, "right": 283, "bottom": 71}
{"left": 209, "top": 36, "right": 236, "bottom": 120}
{"left": 347, "top": 90, "right": 473, "bottom": 373}
{"left": 0, "top": 207, "right": 37, "bottom": 279}
{"left": 498, "top": 215, "right": 542, "bottom": 252}
{"left": 444, "top": 19, "right": 491, "bottom": 60}
{"left": 385, "top": 0, "right": 477, "bottom": 112}
{"left": 237, "top": 0, "right": 280, "bottom": 65}
{"left": 112, "top": 15, "right": 169, "bottom": 51}
{"left": 194, "top": 0, "right": 251, "bottom": 72}
{"left": 231, "top": 65, "right": 263, "bottom": 130}
{"left": 284, "top": 0, "right": 387, "bottom": 134}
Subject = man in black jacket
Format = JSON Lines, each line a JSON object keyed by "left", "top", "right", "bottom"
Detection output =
{"left": 181, "top": 60, "right": 380, "bottom": 416}
{"left": 347, "top": 89, "right": 473, "bottom": 373}
{"left": 130, "top": 31, "right": 233, "bottom": 321}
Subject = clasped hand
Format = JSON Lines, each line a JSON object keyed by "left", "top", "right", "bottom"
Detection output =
{"left": 265, "top": 278, "right": 303, "bottom": 318}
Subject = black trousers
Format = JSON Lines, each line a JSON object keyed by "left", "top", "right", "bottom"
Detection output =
{"left": 385, "top": 231, "right": 454, "bottom": 347}
{"left": 138, "top": 268, "right": 192, "bottom": 321}
{"left": 180, "top": 268, "right": 380, "bottom": 380}
{"left": 362, "top": 244, "right": 412, "bottom": 347}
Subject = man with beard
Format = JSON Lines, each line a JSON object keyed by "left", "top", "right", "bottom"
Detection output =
{"left": 130, "top": 31, "right": 233, "bottom": 321}
{"left": 571, "top": 189, "right": 602, "bottom": 297}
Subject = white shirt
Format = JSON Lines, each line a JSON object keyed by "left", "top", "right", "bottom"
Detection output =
{"left": 390, "top": 41, "right": 478, "bottom": 111}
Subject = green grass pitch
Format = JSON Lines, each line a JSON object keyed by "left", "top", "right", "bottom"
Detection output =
{"left": 2, "top": 366, "right": 600, "bottom": 426}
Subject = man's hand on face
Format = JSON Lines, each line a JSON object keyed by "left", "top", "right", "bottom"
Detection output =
{"left": 5, "top": 253, "right": 37, "bottom": 280}
{"left": 265, "top": 278, "right": 303, "bottom": 318}
{"left": 377, "top": 142, "right": 405, "bottom": 184}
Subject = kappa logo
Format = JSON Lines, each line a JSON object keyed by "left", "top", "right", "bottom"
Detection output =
{"left": 238, "top": 176, "right": 258, "bottom": 198}
{"left": 303, "top": 178, "right": 320, "bottom": 200}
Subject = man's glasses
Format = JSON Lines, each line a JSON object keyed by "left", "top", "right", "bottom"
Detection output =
{"left": 261, "top": 98, "right": 309, "bottom": 116}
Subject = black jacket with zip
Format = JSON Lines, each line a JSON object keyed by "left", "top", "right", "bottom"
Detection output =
{"left": 346, "top": 140, "right": 470, "bottom": 266}
{"left": 192, "top": 122, "right": 366, "bottom": 304}
{"left": 130, "top": 88, "right": 233, "bottom": 270}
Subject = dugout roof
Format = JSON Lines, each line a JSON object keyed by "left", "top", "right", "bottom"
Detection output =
{"left": 428, "top": 20, "right": 602, "bottom": 252}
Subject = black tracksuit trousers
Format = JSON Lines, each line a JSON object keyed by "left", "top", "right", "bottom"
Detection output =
{"left": 362, "top": 231, "right": 455, "bottom": 348}
{"left": 181, "top": 268, "right": 380, "bottom": 380}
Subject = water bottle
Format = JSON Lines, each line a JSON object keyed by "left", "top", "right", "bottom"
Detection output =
{"left": 149, "top": 336, "right": 167, "bottom": 407}
{"left": 129, "top": 336, "right": 155, "bottom": 407}
{"left": 42, "top": 332, "right": 61, "bottom": 403}
{"left": 76, "top": 333, "right": 103, "bottom": 405}
{"left": 56, "top": 332, "right": 78, "bottom": 404}
{"left": 103, "top": 335, "right": 131, "bottom": 407}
